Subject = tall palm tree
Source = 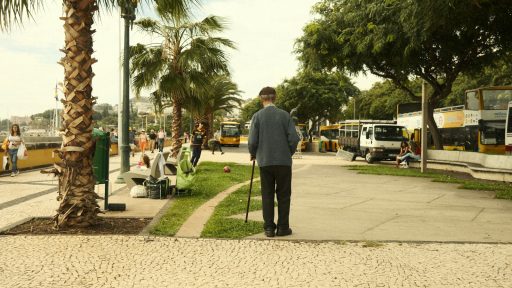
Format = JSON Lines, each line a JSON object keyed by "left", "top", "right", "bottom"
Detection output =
{"left": 0, "top": 0, "right": 194, "bottom": 228}
{"left": 184, "top": 75, "right": 242, "bottom": 144}
{"left": 130, "top": 15, "right": 235, "bottom": 158}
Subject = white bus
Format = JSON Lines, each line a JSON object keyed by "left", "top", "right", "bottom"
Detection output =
{"left": 506, "top": 101, "right": 512, "bottom": 155}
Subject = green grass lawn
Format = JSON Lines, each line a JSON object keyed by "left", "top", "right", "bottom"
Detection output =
{"left": 201, "top": 184, "right": 264, "bottom": 239}
{"left": 150, "top": 161, "right": 259, "bottom": 236}
{"left": 347, "top": 165, "right": 512, "bottom": 200}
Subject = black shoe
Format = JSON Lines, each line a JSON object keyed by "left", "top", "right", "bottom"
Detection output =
{"left": 221, "top": 152, "right": 224, "bottom": 155}
{"left": 264, "top": 228, "right": 275, "bottom": 238}
{"left": 276, "top": 227, "right": 292, "bottom": 237}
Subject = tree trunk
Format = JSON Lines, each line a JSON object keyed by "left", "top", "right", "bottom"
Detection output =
{"left": 426, "top": 100, "right": 443, "bottom": 150}
{"left": 171, "top": 98, "right": 183, "bottom": 158}
{"left": 52, "top": 0, "right": 100, "bottom": 228}
{"left": 207, "top": 112, "right": 214, "bottom": 140}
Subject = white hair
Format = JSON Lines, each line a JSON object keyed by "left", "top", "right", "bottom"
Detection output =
{"left": 259, "top": 94, "right": 276, "bottom": 102}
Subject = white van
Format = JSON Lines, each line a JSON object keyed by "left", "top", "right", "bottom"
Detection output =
{"left": 506, "top": 101, "right": 512, "bottom": 155}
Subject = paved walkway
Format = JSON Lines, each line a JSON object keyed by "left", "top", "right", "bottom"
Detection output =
{"left": 1, "top": 144, "right": 512, "bottom": 287}
{"left": 1, "top": 236, "right": 511, "bottom": 287}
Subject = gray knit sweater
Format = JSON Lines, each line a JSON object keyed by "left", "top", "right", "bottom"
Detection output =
{"left": 248, "top": 105, "right": 300, "bottom": 167}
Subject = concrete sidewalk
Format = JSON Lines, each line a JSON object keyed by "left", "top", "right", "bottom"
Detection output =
{"left": 200, "top": 144, "right": 512, "bottom": 243}
{"left": 0, "top": 151, "right": 170, "bottom": 231}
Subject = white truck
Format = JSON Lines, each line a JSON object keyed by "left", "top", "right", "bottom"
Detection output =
{"left": 338, "top": 120, "right": 409, "bottom": 163}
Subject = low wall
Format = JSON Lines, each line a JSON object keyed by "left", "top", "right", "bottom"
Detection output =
{"left": 427, "top": 150, "right": 512, "bottom": 170}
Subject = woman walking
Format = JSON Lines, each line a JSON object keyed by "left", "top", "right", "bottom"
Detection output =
{"left": 139, "top": 130, "right": 148, "bottom": 155}
{"left": 7, "top": 124, "right": 23, "bottom": 177}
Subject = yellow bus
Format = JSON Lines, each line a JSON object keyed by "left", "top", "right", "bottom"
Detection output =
{"left": 297, "top": 123, "right": 308, "bottom": 151}
{"left": 398, "top": 86, "right": 512, "bottom": 154}
{"left": 319, "top": 124, "right": 340, "bottom": 152}
{"left": 219, "top": 122, "right": 241, "bottom": 147}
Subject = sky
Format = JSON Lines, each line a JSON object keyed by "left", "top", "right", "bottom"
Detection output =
{"left": 0, "top": 0, "right": 380, "bottom": 117}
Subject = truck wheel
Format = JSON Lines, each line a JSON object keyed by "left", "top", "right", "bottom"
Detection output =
{"left": 365, "top": 152, "right": 374, "bottom": 164}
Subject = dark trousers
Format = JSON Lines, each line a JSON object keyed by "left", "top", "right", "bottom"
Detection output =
{"left": 157, "top": 139, "right": 164, "bottom": 152}
{"left": 191, "top": 146, "right": 202, "bottom": 167}
{"left": 259, "top": 165, "right": 292, "bottom": 230}
{"left": 211, "top": 141, "right": 223, "bottom": 153}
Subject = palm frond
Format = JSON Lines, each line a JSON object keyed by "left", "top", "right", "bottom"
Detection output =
{"left": 0, "top": 0, "right": 44, "bottom": 31}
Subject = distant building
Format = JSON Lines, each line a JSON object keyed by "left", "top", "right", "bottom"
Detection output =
{"left": 10, "top": 116, "right": 31, "bottom": 125}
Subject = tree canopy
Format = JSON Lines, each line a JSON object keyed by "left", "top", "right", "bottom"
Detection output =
{"left": 297, "top": 0, "right": 512, "bottom": 149}
{"left": 276, "top": 70, "right": 359, "bottom": 136}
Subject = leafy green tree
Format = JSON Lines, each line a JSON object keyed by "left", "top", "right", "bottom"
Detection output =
{"left": 297, "top": 0, "right": 512, "bottom": 149}
{"left": 240, "top": 97, "right": 262, "bottom": 125}
{"left": 0, "top": 0, "right": 194, "bottom": 228}
{"left": 276, "top": 70, "right": 359, "bottom": 140}
{"left": 130, "top": 15, "right": 235, "bottom": 157}
{"left": 445, "top": 57, "right": 512, "bottom": 106}
{"left": 343, "top": 80, "right": 421, "bottom": 120}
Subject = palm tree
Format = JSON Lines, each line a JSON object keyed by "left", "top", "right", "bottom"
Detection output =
{"left": 0, "top": 0, "right": 194, "bottom": 228}
{"left": 130, "top": 15, "right": 235, "bottom": 158}
{"left": 184, "top": 75, "right": 242, "bottom": 145}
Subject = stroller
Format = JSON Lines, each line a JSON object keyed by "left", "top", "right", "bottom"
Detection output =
{"left": 173, "top": 146, "right": 196, "bottom": 196}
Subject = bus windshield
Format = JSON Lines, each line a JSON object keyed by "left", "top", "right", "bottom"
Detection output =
{"left": 320, "top": 129, "right": 339, "bottom": 140}
{"left": 482, "top": 89, "right": 512, "bottom": 110}
{"left": 221, "top": 125, "right": 240, "bottom": 137}
{"left": 374, "top": 126, "right": 407, "bottom": 141}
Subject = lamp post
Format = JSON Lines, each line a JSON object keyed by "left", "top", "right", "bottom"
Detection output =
{"left": 116, "top": 1, "right": 136, "bottom": 183}
{"left": 353, "top": 97, "right": 356, "bottom": 120}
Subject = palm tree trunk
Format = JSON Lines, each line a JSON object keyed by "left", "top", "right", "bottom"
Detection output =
{"left": 171, "top": 98, "right": 183, "bottom": 158}
{"left": 52, "top": 0, "right": 100, "bottom": 228}
{"left": 207, "top": 111, "right": 214, "bottom": 140}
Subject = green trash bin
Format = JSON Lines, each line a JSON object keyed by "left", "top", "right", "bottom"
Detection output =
{"left": 92, "top": 128, "right": 110, "bottom": 184}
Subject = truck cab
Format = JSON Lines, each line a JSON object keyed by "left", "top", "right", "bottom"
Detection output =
{"left": 360, "top": 124, "right": 407, "bottom": 163}
{"left": 339, "top": 120, "right": 408, "bottom": 163}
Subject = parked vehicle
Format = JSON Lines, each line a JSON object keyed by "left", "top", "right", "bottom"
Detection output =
{"left": 398, "top": 86, "right": 512, "bottom": 154}
{"left": 319, "top": 124, "right": 340, "bottom": 152}
{"left": 219, "top": 121, "right": 241, "bottom": 147}
{"left": 338, "top": 120, "right": 408, "bottom": 163}
{"left": 506, "top": 101, "right": 512, "bottom": 155}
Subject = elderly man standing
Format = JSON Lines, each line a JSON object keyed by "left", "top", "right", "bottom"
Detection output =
{"left": 248, "top": 87, "right": 300, "bottom": 237}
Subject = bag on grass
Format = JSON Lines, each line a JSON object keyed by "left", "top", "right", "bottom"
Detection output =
{"left": 2, "top": 155, "right": 9, "bottom": 171}
{"left": 17, "top": 143, "right": 28, "bottom": 160}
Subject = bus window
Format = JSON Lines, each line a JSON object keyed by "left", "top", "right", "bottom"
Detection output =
{"left": 480, "top": 121, "right": 505, "bottom": 145}
{"left": 507, "top": 106, "right": 512, "bottom": 134}
{"left": 466, "top": 91, "right": 479, "bottom": 110}
{"left": 482, "top": 89, "right": 512, "bottom": 110}
{"left": 221, "top": 125, "right": 240, "bottom": 137}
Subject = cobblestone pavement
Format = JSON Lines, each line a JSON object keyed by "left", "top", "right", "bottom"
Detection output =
{"left": 1, "top": 236, "right": 511, "bottom": 288}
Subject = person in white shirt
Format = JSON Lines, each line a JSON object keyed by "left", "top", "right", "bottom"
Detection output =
{"left": 157, "top": 128, "right": 165, "bottom": 152}
{"left": 7, "top": 124, "right": 23, "bottom": 177}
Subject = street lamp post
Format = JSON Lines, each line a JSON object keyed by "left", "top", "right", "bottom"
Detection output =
{"left": 353, "top": 97, "right": 356, "bottom": 120}
{"left": 116, "top": 2, "right": 136, "bottom": 183}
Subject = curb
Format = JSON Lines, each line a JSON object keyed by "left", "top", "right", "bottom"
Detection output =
{"left": 138, "top": 198, "right": 175, "bottom": 237}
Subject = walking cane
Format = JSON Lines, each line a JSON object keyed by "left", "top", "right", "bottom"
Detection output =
{"left": 245, "top": 160, "right": 256, "bottom": 223}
